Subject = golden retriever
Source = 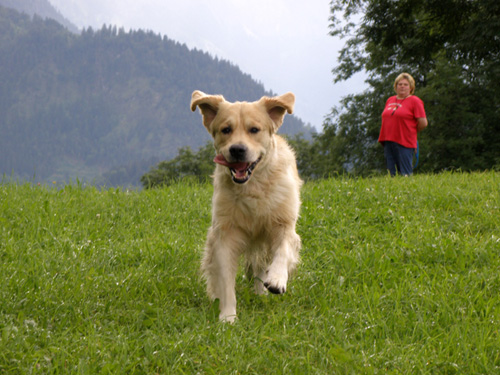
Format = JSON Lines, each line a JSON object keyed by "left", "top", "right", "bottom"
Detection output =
{"left": 190, "top": 90, "right": 302, "bottom": 322}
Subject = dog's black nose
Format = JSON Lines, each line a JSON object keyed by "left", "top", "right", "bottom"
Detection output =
{"left": 229, "top": 144, "right": 248, "bottom": 161}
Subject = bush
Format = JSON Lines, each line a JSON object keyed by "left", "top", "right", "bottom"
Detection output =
{"left": 141, "top": 142, "right": 215, "bottom": 188}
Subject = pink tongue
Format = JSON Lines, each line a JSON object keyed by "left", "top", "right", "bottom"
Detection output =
{"left": 214, "top": 154, "right": 249, "bottom": 175}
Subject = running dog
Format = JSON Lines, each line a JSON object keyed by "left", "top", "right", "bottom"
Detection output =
{"left": 190, "top": 90, "right": 302, "bottom": 322}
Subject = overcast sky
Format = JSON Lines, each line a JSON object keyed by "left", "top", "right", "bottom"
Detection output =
{"left": 48, "top": 0, "right": 367, "bottom": 130}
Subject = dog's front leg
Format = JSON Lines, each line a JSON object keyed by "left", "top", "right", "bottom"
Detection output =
{"left": 202, "top": 228, "right": 240, "bottom": 323}
{"left": 264, "top": 229, "right": 301, "bottom": 294}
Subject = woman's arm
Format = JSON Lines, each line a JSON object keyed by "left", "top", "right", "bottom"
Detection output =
{"left": 416, "top": 117, "right": 428, "bottom": 132}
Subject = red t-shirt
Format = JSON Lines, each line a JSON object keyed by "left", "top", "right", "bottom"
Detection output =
{"left": 378, "top": 95, "right": 426, "bottom": 148}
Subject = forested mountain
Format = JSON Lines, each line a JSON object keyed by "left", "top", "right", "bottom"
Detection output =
{"left": 0, "top": 5, "right": 313, "bottom": 186}
{"left": 0, "top": 0, "right": 78, "bottom": 33}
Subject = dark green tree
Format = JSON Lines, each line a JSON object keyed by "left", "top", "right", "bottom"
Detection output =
{"left": 141, "top": 142, "right": 215, "bottom": 188}
{"left": 318, "top": 0, "right": 500, "bottom": 174}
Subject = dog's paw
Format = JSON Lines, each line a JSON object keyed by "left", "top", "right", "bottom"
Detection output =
{"left": 219, "top": 313, "right": 237, "bottom": 324}
{"left": 254, "top": 279, "right": 269, "bottom": 295}
{"left": 218, "top": 302, "right": 237, "bottom": 323}
{"left": 264, "top": 282, "right": 286, "bottom": 294}
{"left": 263, "top": 269, "right": 288, "bottom": 295}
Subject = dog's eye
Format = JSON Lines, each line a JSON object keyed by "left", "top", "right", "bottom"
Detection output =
{"left": 221, "top": 126, "right": 232, "bottom": 134}
{"left": 249, "top": 127, "right": 260, "bottom": 134}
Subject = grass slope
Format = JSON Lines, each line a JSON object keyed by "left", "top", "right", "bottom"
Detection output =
{"left": 1, "top": 172, "right": 499, "bottom": 374}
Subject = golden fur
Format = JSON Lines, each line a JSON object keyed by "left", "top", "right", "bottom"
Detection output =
{"left": 190, "top": 90, "right": 302, "bottom": 322}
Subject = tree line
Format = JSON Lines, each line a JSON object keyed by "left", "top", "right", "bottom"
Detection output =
{"left": 322, "top": 0, "right": 500, "bottom": 175}
{"left": 0, "top": 5, "right": 312, "bottom": 185}
{"left": 142, "top": 0, "right": 499, "bottom": 187}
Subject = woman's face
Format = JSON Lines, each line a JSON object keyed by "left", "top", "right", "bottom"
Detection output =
{"left": 396, "top": 79, "right": 411, "bottom": 98}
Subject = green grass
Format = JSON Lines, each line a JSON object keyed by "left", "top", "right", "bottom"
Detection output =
{"left": 1, "top": 172, "right": 499, "bottom": 374}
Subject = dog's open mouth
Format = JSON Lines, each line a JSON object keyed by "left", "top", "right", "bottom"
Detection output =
{"left": 214, "top": 154, "right": 261, "bottom": 184}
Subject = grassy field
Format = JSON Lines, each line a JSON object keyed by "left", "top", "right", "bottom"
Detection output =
{"left": 1, "top": 172, "right": 499, "bottom": 374}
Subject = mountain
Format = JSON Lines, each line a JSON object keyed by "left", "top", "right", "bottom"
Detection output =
{"left": 0, "top": 5, "right": 313, "bottom": 186}
{"left": 0, "top": 0, "right": 78, "bottom": 33}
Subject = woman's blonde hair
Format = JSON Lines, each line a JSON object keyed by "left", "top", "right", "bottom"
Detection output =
{"left": 394, "top": 73, "right": 416, "bottom": 95}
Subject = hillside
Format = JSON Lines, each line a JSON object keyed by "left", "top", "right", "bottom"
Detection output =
{"left": 0, "top": 0, "right": 78, "bottom": 32}
{"left": 0, "top": 5, "right": 313, "bottom": 186}
{"left": 1, "top": 172, "right": 499, "bottom": 372}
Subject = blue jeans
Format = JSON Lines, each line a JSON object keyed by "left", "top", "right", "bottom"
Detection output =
{"left": 383, "top": 141, "right": 415, "bottom": 176}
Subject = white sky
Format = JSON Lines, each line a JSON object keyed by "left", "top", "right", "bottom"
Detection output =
{"left": 48, "top": 0, "right": 367, "bottom": 130}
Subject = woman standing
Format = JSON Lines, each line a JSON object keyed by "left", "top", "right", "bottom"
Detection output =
{"left": 379, "top": 73, "right": 428, "bottom": 176}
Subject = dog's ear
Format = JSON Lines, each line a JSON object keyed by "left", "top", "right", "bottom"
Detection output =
{"left": 190, "top": 90, "right": 225, "bottom": 129}
{"left": 261, "top": 92, "right": 295, "bottom": 131}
